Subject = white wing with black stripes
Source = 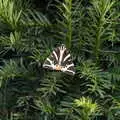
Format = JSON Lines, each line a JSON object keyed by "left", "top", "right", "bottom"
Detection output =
{"left": 43, "top": 44, "right": 75, "bottom": 76}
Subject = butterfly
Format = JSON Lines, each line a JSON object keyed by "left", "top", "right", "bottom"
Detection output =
{"left": 43, "top": 44, "right": 75, "bottom": 76}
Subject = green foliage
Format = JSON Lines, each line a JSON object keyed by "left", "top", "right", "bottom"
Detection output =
{"left": 0, "top": 60, "right": 26, "bottom": 81}
{"left": 74, "top": 97, "right": 100, "bottom": 120}
{"left": 37, "top": 73, "right": 66, "bottom": 97}
{"left": 57, "top": 96, "right": 100, "bottom": 120}
{"left": 0, "top": 0, "right": 120, "bottom": 120}
{"left": 22, "top": 9, "right": 51, "bottom": 27}
{"left": 77, "top": 60, "right": 112, "bottom": 98}
{"left": 0, "top": 0, "right": 22, "bottom": 30}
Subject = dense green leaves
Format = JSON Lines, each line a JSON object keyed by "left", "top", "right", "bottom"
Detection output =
{"left": 0, "top": 0, "right": 120, "bottom": 120}
{"left": 77, "top": 60, "right": 112, "bottom": 98}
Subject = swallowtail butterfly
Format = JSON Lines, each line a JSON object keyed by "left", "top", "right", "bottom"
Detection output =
{"left": 43, "top": 44, "right": 75, "bottom": 76}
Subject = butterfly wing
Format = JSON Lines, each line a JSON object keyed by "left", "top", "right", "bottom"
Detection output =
{"left": 61, "top": 48, "right": 75, "bottom": 76}
{"left": 43, "top": 46, "right": 60, "bottom": 70}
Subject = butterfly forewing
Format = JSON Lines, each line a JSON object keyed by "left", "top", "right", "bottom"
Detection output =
{"left": 43, "top": 54, "right": 54, "bottom": 70}
{"left": 43, "top": 47, "right": 59, "bottom": 70}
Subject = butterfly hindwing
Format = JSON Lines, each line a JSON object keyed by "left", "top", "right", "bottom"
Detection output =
{"left": 43, "top": 45, "right": 75, "bottom": 76}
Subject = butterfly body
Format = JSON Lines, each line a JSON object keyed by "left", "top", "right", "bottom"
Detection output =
{"left": 55, "top": 64, "right": 62, "bottom": 71}
{"left": 43, "top": 45, "right": 75, "bottom": 76}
